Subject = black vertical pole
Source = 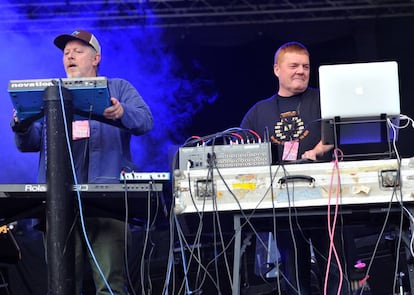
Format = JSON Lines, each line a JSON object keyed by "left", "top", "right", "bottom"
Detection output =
{"left": 43, "top": 85, "right": 75, "bottom": 295}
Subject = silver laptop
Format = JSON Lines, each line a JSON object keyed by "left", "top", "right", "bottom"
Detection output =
{"left": 319, "top": 61, "right": 401, "bottom": 119}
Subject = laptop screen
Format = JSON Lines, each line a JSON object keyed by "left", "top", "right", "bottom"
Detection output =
{"left": 318, "top": 61, "right": 401, "bottom": 158}
{"left": 319, "top": 61, "right": 400, "bottom": 119}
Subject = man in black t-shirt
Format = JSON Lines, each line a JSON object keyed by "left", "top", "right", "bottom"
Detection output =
{"left": 241, "top": 42, "right": 332, "bottom": 163}
{"left": 241, "top": 42, "right": 348, "bottom": 295}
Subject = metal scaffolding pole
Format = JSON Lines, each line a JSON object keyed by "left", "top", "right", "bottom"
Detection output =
{"left": 44, "top": 85, "right": 75, "bottom": 295}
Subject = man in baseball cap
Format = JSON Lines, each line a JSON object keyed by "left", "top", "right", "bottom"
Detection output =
{"left": 12, "top": 29, "right": 154, "bottom": 295}
{"left": 54, "top": 29, "right": 101, "bottom": 54}
{"left": 53, "top": 29, "right": 102, "bottom": 78}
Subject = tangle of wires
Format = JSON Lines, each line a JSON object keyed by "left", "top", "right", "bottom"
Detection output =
{"left": 181, "top": 127, "right": 262, "bottom": 148}
{"left": 167, "top": 128, "right": 282, "bottom": 294}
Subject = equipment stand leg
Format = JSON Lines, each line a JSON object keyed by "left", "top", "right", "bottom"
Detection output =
{"left": 406, "top": 207, "right": 414, "bottom": 295}
{"left": 232, "top": 214, "right": 241, "bottom": 295}
{"left": 44, "top": 85, "right": 75, "bottom": 295}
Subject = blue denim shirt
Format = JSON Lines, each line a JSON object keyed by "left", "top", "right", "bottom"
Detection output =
{"left": 14, "top": 78, "right": 153, "bottom": 184}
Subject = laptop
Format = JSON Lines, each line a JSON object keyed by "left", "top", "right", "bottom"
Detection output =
{"left": 319, "top": 61, "right": 401, "bottom": 119}
{"left": 318, "top": 61, "right": 401, "bottom": 156}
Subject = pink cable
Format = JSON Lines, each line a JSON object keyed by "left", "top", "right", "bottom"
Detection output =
{"left": 324, "top": 149, "right": 344, "bottom": 295}
{"left": 248, "top": 129, "right": 261, "bottom": 142}
{"left": 230, "top": 132, "right": 244, "bottom": 143}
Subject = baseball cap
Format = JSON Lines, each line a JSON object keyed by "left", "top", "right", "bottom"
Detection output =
{"left": 54, "top": 29, "right": 101, "bottom": 54}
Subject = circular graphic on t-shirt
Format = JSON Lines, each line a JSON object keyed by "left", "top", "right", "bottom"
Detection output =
{"left": 271, "top": 111, "right": 308, "bottom": 144}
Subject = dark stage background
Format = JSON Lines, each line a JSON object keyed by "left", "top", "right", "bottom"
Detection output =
{"left": 1, "top": 5, "right": 414, "bottom": 180}
{"left": 1, "top": 1, "right": 414, "bottom": 294}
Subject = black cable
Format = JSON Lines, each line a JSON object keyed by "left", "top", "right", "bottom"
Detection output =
{"left": 122, "top": 175, "right": 137, "bottom": 295}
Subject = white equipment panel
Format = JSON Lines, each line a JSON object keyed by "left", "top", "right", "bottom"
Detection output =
{"left": 173, "top": 158, "right": 414, "bottom": 214}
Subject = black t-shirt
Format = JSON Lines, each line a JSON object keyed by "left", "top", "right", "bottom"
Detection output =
{"left": 241, "top": 87, "right": 329, "bottom": 162}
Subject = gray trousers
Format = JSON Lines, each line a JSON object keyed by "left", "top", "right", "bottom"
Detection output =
{"left": 75, "top": 218, "right": 129, "bottom": 295}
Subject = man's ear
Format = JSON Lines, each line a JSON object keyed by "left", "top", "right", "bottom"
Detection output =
{"left": 93, "top": 53, "right": 101, "bottom": 66}
{"left": 273, "top": 64, "right": 279, "bottom": 78}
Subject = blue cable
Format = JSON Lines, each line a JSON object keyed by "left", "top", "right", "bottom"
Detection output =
{"left": 57, "top": 81, "right": 114, "bottom": 295}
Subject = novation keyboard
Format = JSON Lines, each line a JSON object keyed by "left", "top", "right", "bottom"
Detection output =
{"left": 0, "top": 183, "right": 165, "bottom": 225}
{"left": 174, "top": 158, "right": 414, "bottom": 214}
{"left": 8, "top": 77, "right": 111, "bottom": 121}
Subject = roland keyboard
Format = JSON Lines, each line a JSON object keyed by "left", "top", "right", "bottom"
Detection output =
{"left": 0, "top": 183, "right": 166, "bottom": 225}
{"left": 0, "top": 183, "right": 162, "bottom": 199}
